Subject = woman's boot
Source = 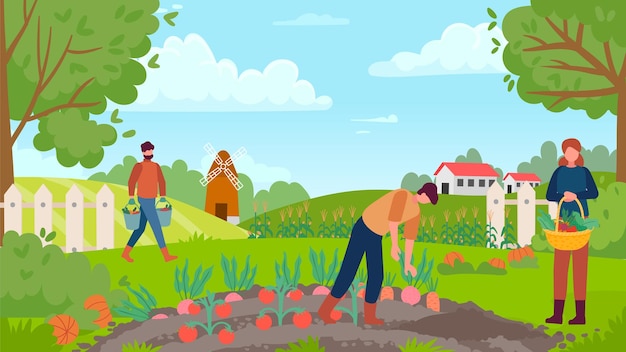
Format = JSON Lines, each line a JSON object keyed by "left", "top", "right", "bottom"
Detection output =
{"left": 568, "top": 300, "right": 586, "bottom": 325}
{"left": 545, "top": 299, "right": 565, "bottom": 324}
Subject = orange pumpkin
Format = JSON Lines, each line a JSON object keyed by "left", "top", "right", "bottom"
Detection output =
{"left": 84, "top": 294, "right": 112, "bottom": 329}
{"left": 488, "top": 258, "right": 506, "bottom": 269}
{"left": 443, "top": 252, "right": 464, "bottom": 267}
{"left": 48, "top": 314, "right": 79, "bottom": 345}
{"left": 507, "top": 246, "right": 534, "bottom": 263}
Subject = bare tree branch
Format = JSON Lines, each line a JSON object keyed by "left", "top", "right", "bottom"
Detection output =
{"left": 41, "top": 36, "right": 72, "bottom": 91}
{"left": 22, "top": 0, "right": 26, "bottom": 19}
{"left": 68, "top": 47, "right": 102, "bottom": 55}
{"left": 544, "top": 60, "right": 604, "bottom": 76}
{"left": 528, "top": 87, "right": 619, "bottom": 109}
{"left": 563, "top": 19, "right": 568, "bottom": 38}
{"left": 7, "top": 0, "right": 38, "bottom": 59}
{"left": 524, "top": 42, "right": 571, "bottom": 52}
{"left": 68, "top": 77, "right": 95, "bottom": 104}
{"left": 576, "top": 23, "right": 584, "bottom": 45}
{"left": 604, "top": 42, "right": 617, "bottom": 75}
{"left": 523, "top": 35, "right": 547, "bottom": 45}
{"left": 620, "top": 54, "right": 626, "bottom": 81}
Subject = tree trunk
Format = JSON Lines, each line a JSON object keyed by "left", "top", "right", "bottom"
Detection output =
{"left": 0, "top": 0, "right": 15, "bottom": 245}
{"left": 618, "top": 91, "right": 626, "bottom": 184}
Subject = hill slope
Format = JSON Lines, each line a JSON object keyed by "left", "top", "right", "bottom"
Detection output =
{"left": 12, "top": 178, "right": 248, "bottom": 249}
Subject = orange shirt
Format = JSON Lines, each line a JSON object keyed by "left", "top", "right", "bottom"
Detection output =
{"left": 128, "top": 160, "right": 166, "bottom": 198}
{"left": 361, "top": 189, "right": 421, "bottom": 240}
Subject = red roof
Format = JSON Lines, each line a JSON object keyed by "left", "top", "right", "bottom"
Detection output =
{"left": 434, "top": 162, "right": 499, "bottom": 177}
{"left": 503, "top": 173, "right": 541, "bottom": 182}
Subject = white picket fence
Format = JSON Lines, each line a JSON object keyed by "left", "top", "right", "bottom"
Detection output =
{"left": 486, "top": 181, "right": 557, "bottom": 248}
{"left": 0, "top": 184, "right": 114, "bottom": 253}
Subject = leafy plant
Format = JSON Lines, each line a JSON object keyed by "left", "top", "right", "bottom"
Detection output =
{"left": 221, "top": 254, "right": 257, "bottom": 291}
{"left": 275, "top": 252, "right": 302, "bottom": 289}
{"left": 399, "top": 337, "right": 453, "bottom": 352}
{"left": 187, "top": 291, "right": 233, "bottom": 334}
{"left": 260, "top": 276, "right": 306, "bottom": 326}
{"left": 384, "top": 271, "right": 397, "bottom": 287}
{"left": 276, "top": 336, "right": 325, "bottom": 352}
{"left": 111, "top": 284, "right": 158, "bottom": 322}
{"left": 563, "top": 307, "right": 626, "bottom": 351}
{"left": 509, "top": 256, "right": 539, "bottom": 269}
{"left": 309, "top": 248, "right": 339, "bottom": 287}
{"left": 475, "top": 262, "right": 507, "bottom": 275}
{"left": 334, "top": 278, "right": 362, "bottom": 326}
{"left": 122, "top": 340, "right": 162, "bottom": 352}
{"left": 398, "top": 248, "right": 434, "bottom": 289}
{"left": 178, "top": 232, "right": 212, "bottom": 244}
{"left": 356, "top": 267, "right": 368, "bottom": 285}
{"left": 437, "top": 259, "right": 475, "bottom": 275}
{"left": 174, "top": 259, "right": 213, "bottom": 300}
{"left": 0, "top": 318, "right": 61, "bottom": 352}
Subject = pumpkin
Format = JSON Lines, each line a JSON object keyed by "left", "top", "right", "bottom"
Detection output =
{"left": 488, "top": 258, "right": 506, "bottom": 270}
{"left": 48, "top": 314, "right": 79, "bottom": 345}
{"left": 507, "top": 246, "right": 534, "bottom": 263}
{"left": 84, "top": 294, "right": 112, "bottom": 329}
{"left": 443, "top": 252, "right": 464, "bottom": 267}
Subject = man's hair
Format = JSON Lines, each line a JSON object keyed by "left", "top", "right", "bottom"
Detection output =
{"left": 417, "top": 182, "right": 438, "bottom": 205}
{"left": 141, "top": 141, "right": 154, "bottom": 152}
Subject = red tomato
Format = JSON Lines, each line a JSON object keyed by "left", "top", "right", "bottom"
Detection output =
{"left": 330, "top": 309, "right": 342, "bottom": 321}
{"left": 288, "top": 289, "right": 303, "bottom": 301}
{"left": 566, "top": 226, "right": 578, "bottom": 232}
{"left": 292, "top": 310, "right": 312, "bottom": 329}
{"left": 188, "top": 303, "right": 201, "bottom": 315}
{"left": 178, "top": 325, "right": 198, "bottom": 343}
{"left": 258, "top": 288, "right": 275, "bottom": 304}
{"left": 215, "top": 303, "right": 232, "bottom": 318}
{"left": 218, "top": 328, "right": 235, "bottom": 345}
{"left": 255, "top": 314, "right": 272, "bottom": 330}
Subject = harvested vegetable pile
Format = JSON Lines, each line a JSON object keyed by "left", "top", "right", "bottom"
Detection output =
{"left": 537, "top": 209, "right": 599, "bottom": 232}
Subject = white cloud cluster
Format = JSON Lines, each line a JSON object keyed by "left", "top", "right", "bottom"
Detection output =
{"left": 200, "top": 154, "right": 291, "bottom": 184}
{"left": 368, "top": 23, "right": 507, "bottom": 77}
{"left": 117, "top": 34, "right": 332, "bottom": 112}
{"left": 351, "top": 114, "right": 398, "bottom": 123}
{"left": 172, "top": 4, "right": 183, "bottom": 10}
{"left": 273, "top": 13, "right": 349, "bottom": 26}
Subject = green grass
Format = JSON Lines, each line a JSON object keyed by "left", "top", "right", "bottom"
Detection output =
{"left": 13, "top": 177, "right": 248, "bottom": 249}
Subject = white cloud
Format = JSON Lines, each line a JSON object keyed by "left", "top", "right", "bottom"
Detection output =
{"left": 356, "top": 130, "right": 371, "bottom": 134}
{"left": 172, "top": 4, "right": 183, "bottom": 10}
{"left": 110, "top": 34, "right": 332, "bottom": 112}
{"left": 13, "top": 143, "right": 85, "bottom": 178}
{"left": 200, "top": 154, "right": 291, "bottom": 184}
{"left": 368, "top": 23, "right": 507, "bottom": 77}
{"left": 156, "top": 8, "right": 167, "bottom": 13}
{"left": 351, "top": 114, "right": 398, "bottom": 123}
{"left": 273, "top": 13, "right": 349, "bottom": 26}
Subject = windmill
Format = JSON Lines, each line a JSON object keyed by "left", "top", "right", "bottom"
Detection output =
{"left": 199, "top": 143, "right": 247, "bottom": 224}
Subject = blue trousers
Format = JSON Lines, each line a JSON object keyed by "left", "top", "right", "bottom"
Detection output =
{"left": 330, "top": 217, "right": 383, "bottom": 303}
{"left": 127, "top": 197, "right": 166, "bottom": 248}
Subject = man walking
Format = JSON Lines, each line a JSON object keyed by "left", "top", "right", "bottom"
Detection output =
{"left": 122, "top": 141, "right": 177, "bottom": 263}
{"left": 317, "top": 183, "right": 439, "bottom": 325}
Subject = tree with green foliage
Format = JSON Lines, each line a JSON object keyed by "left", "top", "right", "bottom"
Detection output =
{"left": 400, "top": 172, "right": 432, "bottom": 192}
{"left": 0, "top": 0, "right": 174, "bottom": 241}
{"left": 455, "top": 148, "right": 504, "bottom": 184}
{"left": 253, "top": 181, "right": 309, "bottom": 214}
{"left": 497, "top": 1, "right": 626, "bottom": 183}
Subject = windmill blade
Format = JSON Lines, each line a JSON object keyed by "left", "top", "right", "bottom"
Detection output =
{"left": 224, "top": 168, "right": 244, "bottom": 190}
{"left": 224, "top": 147, "right": 247, "bottom": 167}
{"left": 203, "top": 143, "right": 223, "bottom": 165}
{"left": 199, "top": 167, "right": 223, "bottom": 187}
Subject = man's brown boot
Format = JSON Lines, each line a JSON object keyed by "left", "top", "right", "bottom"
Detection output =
{"left": 317, "top": 294, "right": 341, "bottom": 324}
{"left": 122, "top": 245, "right": 134, "bottom": 263}
{"left": 160, "top": 247, "right": 178, "bottom": 262}
{"left": 364, "top": 302, "right": 384, "bottom": 325}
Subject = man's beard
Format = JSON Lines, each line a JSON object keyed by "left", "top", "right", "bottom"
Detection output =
{"left": 144, "top": 155, "right": 154, "bottom": 160}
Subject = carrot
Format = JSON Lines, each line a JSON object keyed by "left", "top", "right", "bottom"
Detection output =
{"left": 380, "top": 286, "right": 394, "bottom": 301}
{"left": 426, "top": 292, "right": 440, "bottom": 312}
{"left": 357, "top": 282, "right": 365, "bottom": 299}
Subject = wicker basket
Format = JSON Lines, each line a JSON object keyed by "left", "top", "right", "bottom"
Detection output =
{"left": 543, "top": 197, "right": 592, "bottom": 251}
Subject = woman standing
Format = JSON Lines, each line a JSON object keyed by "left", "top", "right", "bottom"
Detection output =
{"left": 545, "top": 138, "right": 598, "bottom": 325}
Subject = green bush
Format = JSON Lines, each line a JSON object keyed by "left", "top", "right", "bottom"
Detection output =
{"left": 509, "top": 256, "right": 539, "bottom": 269}
{"left": 399, "top": 337, "right": 452, "bottom": 352}
{"left": 475, "top": 262, "right": 507, "bottom": 275}
{"left": 0, "top": 318, "right": 61, "bottom": 352}
{"left": 0, "top": 231, "right": 127, "bottom": 330}
{"left": 437, "top": 259, "right": 475, "bottom": 275}
{"left": 563, "top": 307, "right": 626, "bottom": 351}
{"left": 275, "top": 336, "right": 325, "bottom": 352}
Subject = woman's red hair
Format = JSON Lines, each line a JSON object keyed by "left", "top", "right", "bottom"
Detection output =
{"left": 558, "top": 138, "right": 585, "bottom": 166}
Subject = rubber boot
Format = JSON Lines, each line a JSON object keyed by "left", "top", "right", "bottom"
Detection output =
{"left": 545, "top": 299, "right": 565, "bottom": 324}
{"left": 317, "top": 294, "right": 341, "bottom": 324}
{"left": 121, "top": 245, "right": 134, "bottom": 263}
{"left": 364, "top": 302, "right": 384, "bottom": 325}
{"left": 160, "top": 247, "right": 178, "bottom": 262}
{"left": 568, "top": 300, "right": 586, "bottom": 325}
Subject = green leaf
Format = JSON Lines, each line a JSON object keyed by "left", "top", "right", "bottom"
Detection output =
{"left": 531, "top": 56, "right": 541, "bottom": 66}
{"left": 174, "top": 266, "right": 182, "bottom": 294}
{"left": 503, "top": 74, "right": 511, "bottom": 82}
{"left": 513, "top": 40, "right": 522, "bottom": 50}
{"left": 109, "top": 35, "right": 125, "bottom": 47}
{"left": 127, "top": 286, "right": 152, "bottom": 312}
{"left": 39, "top": 227, "right": 45, "bottom": 238}
{"left": 125, "top": 10, "right": 144, "bottom": 23}
{"left": 521, "top": 22, "right": 530, "bottom": 33}
{"left": 45, "top": 231, "right": 56, "bottom": 242}
{"left": 488, "top": 21, "right": 497, "bottom": 31}
{"left": 492, "top": 38, "right": 501, "bottom": 46}
{"left": 54, "top": 9, "right": 72, "bottom": 23}
{"left": 110, "top": 109, "right": 123, "bottom": 123}
{"left": 573, "top": 77, "right": 582, "bottom": 90}
{"left": 547, "top": 73, "right": 561, "bottom": 88}
{"left": 139, "top": 284, "right": 158, "bottom": 308}
{"left": 164, "top": 12, "right": 179, "bottom": 26}
{"left": 487, "top": 8, "right": 497, "bottom": 19}
{"left": 41, "top": 252, "right": 51, "bottom": 265}
{"left": 69, "top": 63, "right": 88, "bottom": 74}
{"left": 221, "top": 254, "right": 234, "bottom": 290}
{"left": 607, "top": 10, "right": 616, "bottom": 22}
{"left": 148, "top": 54, "right": 160, "bottom": 69}
{"left": 118, "top": 275, "right": 130, "bottom": 287}
{"left": 507, "top": 80, "right": 515, "bottom": 92}
{"left": 115, "top": 5, "right": 126, "bottom": 20}
{"left": 108, "top": 48, "right": 125, "bottom": 55}
{"left": 76, "top": 16, "right": 94, "bottom": 36}
{"left": 595, "top": 7, "right": 605, "bottom": 22}
{"left": 530, "top": 19, "right": 537, "bottom": 33}
{"left": 491, "top": 47, "right": 499, "bottom": 54}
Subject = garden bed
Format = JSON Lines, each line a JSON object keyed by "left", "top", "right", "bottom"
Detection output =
{"left": 83, "top": 284, "right": 564, "bottom": 352}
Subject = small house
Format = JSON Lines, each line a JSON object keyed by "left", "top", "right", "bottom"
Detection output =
{"left": 503, "top": 173, "right": 541, "bottom": 193}
{"left": 434, "top": 162, "right": 499, "bottom": 196}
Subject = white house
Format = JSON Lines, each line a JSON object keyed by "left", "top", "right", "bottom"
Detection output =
{"left": 503, "top": 173, "right": 541, "bottom": 193}
{"left": 434, "top": 162, "right": 499, "bottom": 196}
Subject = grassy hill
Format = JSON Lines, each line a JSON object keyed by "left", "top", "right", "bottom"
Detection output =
{"left": 12, "top": 178, "right": 248, "bottom": 249}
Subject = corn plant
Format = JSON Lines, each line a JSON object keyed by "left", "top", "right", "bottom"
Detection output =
{"left": 275, "top": 252, "right": 302, "bottom": 289}
{"left": 187, "top": 290, "right": 233, "bottom": 334}
{"left": 467, "top": 206, "right": 482, "bottom": 247}
{"left": 349, "top": 205, "right": 357, "bottom": 230}
{"left": 285, "top": 205, "right": 299, "bottom": 238}
{"left": 398, "top": 248, "right": 434, "bottom": 289}
{"left": 428, "top": 215, "right": 438, "bottom": 243}
{"left": 277, "top": 209, "right": 288, "bottom": 238}
{"left": 453, "top": 207, "right": 470, "bottom": 246}
{"left": 261, "top": 275, "right": 305, "bottom": 326}
{"left": 309, "top": 248, "right": 339, "bottom": 287}
{"left": 485, "top": 210, "right": 499, "bottom": 248}
{"left": 111, "top": 284, "right": 158, "bottom": 322}
{"left": 249, "top": 201, "right": 261, "bottom": 237}
{"left": 440, "top": 209, "right": 452, "bottom": 244}
{"left": 174, "top": 258, "right": 213, "bottom": 300}
{"left": 500, "top": 208, "right": 519, "bottom": 249}
{"left": 330, "top": 206, "right": 350, "bottom": 238}
{"left": 297, "top": 201, "right": 314, "bottom": 238}
{"left": 418, "top": 216, "right": 428, "bottom": 243}
{"left": 317, "top": 209, "right": 332, "bottom": 238}
{"left": 334, "top": 277, "right": 362, "bottom": 326}
{"left": 259, "top": 201, "right": 272, "bottom": 238}
{"left": 220, "top": 254, "right": 257, "bottom": 291}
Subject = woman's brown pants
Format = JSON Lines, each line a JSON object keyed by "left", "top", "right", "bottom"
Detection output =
{"left": 553, "top": 243, "right": 588, "bottom": 300}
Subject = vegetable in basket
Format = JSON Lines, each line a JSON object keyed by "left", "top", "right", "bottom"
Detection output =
{"left": 537, "top": 209, "right": 599, "bottom": 233}
{"left": 122, "top": 203, "right": 140, "bottom": 214}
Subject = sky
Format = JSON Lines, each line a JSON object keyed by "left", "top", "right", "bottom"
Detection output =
{"left": 11, "top": 0, "right": 617, "bottom": 198}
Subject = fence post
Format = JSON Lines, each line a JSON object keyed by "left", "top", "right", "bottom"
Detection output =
{"left": 548, "top": 201, "right": 557, "bottom": 219}
{"left": 4, "top": 184, "right": 22, "bottom": 234}
{"left": 517, "top": 182, "right": 535, "bottom": 247}
{"left": 66, "top": 185, "right": 84, "bottom": 253}
{"left": 96, "top": 185, "right": 114, "bottom": 250}
{"left": 486, "top": 182, "right": 505, "bottom": 247}
{"left": 34, "top": 185, "right": 53, "bottom": 243}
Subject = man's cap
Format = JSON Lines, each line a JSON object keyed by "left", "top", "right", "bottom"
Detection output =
{"left": 417, "top": 182, "right": 438, "bottom": 205}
